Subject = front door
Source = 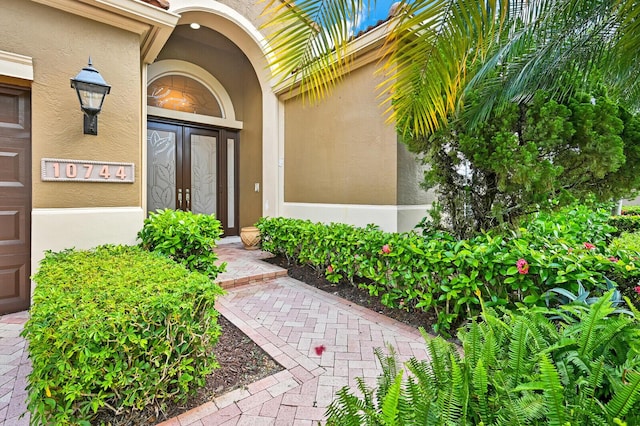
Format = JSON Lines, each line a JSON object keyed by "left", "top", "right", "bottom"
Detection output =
{"left": 147, "top": 119, "right": 239, "bottom": 235}
{"left": 0, "top": 84, "right": 31, "bottom": 314}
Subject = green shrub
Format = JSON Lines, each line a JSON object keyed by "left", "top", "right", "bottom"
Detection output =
{"left": 524, "top": 203, "right": 616, "bottom": 248}
{"left": 609, "top": 215, "right": 640, "bottom": 236}
{"left": 326, "top": 294, "right": 640, "bottom": 425}
{"left": 621, "top": 205, "right": 640, "bottom": 215}
{"left": 257, "top": 210, "right": 640, "bottom": 334}
{"left": 138, "top": 209, "right": 226, "bottom": 278}
{"left": 610, "top": 232, "right": 640, "bottom": 254}
{"left": 23, "top": 245, "right": 225, "bottom": 425}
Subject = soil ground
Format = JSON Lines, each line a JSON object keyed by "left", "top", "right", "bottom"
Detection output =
{"left": 104, "top": 255, "right": 440, "bottom": 425}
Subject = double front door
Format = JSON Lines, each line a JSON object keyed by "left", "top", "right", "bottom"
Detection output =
{"left": 147, "top": 119, "right": 238, "bottom": 235}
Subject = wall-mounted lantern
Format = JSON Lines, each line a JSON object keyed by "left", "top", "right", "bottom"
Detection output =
{"left": 70, "top": 58, "right": 111, "bottom": 135}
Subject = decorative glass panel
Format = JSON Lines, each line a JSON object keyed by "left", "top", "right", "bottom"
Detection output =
{"left": 191, "top": 135, "right": 217, "bottom": 215}
{"left": 227, "top": 138, "right": 235, "bottom": 228}
{"left": 147, "top": 129, "right": 176, "bottom": 212}
{"left": 147, "top": 75, "right": 222, "bottom": 117}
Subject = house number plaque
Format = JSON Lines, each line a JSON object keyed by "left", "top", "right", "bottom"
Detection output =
{"left": 41, "top": 158, "right": 135, "bottom": 183}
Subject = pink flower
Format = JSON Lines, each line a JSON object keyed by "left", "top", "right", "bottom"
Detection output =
{"left": 584, "top": 242, "right": 596, "bottom": 250}
{"left": 382, "top": 244, "right": 391, "bottom": 254}
{"left": 314, "top": 345, "right": 326, "bottom": 356}
{"left": 609, "top": 257, "right": 619, "bottom": 263}
{"left": 516, "top": 258, "right": 529, "bottom": 275}
{"left": 326, "top": 265, "right": 334, "bottom": 274}
{"left": 635, "top": 286, "right": 640, "bottom": 295}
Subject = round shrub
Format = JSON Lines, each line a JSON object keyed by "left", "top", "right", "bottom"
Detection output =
{"left": 138, "top": 209, "right": 225, "bottom": 278}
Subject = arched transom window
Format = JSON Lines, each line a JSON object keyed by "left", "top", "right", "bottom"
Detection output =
{"left": 147, "top": 75, "right": 222, "bottom": 117}
{"left": 146, "top": 59, "right": 242, "bottom": 129}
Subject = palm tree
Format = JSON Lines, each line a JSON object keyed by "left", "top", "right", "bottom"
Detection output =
{"left": 261, "top": 0, "right": 640, "bottom": 138}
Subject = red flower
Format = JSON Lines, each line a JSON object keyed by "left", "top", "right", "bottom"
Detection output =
{"left": 609, "top": 257, "right": 619, "bottom": 263}
{"left": 314, "top": 345, "right": 326, "bottom": 356}
{"left": 326, "top": 265, "right": 334, "bottom": 274}
{"left": 635, "top": 286, "right": 640, "bottom": 295}
{"left": 516, "top": 258, "right": 529, "bottom": 275}
{"left": 382, "top": 244, "right": 391, "bottom": 254}
{"left": 584, "top": 242, "right": 596, "bottom": 250}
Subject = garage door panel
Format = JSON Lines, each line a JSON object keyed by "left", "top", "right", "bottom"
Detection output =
{"left": 0, "top": 84, "right": 30, "bottom": 314}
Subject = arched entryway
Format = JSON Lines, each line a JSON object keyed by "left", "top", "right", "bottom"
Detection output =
{"left": 147, "top": 2, "right": 282, "bottom": 233}
{"left": 146, "top": 60, "right": 243, "bottom": 235}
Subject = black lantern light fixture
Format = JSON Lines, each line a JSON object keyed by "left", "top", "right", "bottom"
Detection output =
{"left": 70, "top": 58, "right": 111, "bottom": 135}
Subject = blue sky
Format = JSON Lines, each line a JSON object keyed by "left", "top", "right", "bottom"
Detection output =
{"left": 355, "top": 0, "right": 397, "bottom": 32}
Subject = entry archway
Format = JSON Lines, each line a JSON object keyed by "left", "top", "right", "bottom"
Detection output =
{"left": 168, "top": 0, "right": 281, "bottom": 221}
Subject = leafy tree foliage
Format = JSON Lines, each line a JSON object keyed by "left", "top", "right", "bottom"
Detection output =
{"left": 409, "top": 91, "right": 640, "bottom": 238}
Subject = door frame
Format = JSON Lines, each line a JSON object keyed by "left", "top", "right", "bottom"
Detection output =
{"left": 147, "top": 117, "right": 239, "bottom": 236}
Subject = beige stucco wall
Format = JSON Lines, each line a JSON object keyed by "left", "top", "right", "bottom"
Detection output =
{"left": 154, "top": 25, "right": 263, "bottom": 229}
{"left": 284, "top": 62, "right": 398, "bottom": 205}
{"left": 1, "top": 0, "right": 142, "bottom": 209}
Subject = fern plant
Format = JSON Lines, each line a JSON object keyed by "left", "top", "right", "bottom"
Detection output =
{"left": 325, "top": 292, "right": 640, "bottom": 425}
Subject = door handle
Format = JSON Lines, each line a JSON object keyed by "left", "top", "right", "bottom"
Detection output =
{"left": 186, "top": 188, "right": 191, "bottom": 211}
{"left": 177, "top": 188, "right": 183, "bottom": 209}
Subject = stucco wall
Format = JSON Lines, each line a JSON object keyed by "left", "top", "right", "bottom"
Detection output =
{"left": 284, "top": 62, "right": 398, "bottom": 205}
{"left": 155, "top": 25, "right": 263, "bottom": 229}
{"left": 1, "top": 0, "right": 142, "bottom": 209}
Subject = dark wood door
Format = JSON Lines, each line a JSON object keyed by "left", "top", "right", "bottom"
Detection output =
{"left": 0, "top": 85, "right": 31, "bottom": 314}
{"left": 147, "top": 119, "right": 239, "bottom": 235}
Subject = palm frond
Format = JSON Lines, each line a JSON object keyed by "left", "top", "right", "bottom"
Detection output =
{"left": 261, "top": 0, "right": 370, "bottom": 103}
{"left": 381, "top": 0, "right": 515, "bottom": 136}
{"left": 467, "top": 0, "right": 640, "bottom": 126}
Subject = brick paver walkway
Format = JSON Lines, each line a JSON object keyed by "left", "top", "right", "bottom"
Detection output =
{"left": 0, "top": 240, "right": 432, "bottom": 425}
{"left": 0, "top": 311, "right": 30, "bottom": 426}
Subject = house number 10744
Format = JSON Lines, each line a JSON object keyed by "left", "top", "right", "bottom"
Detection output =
{"left": 41, "top": 158, "right": 135, "bottom": 183}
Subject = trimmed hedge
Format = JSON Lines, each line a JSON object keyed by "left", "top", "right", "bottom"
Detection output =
{"left": 23, "top": 245, "right": 224, "bottom": 425}
{"left": 258, "top": 207, "right": 640, "bottom": 333}
{"left": 621, "top": 205, "right": 640, "bottom": 215}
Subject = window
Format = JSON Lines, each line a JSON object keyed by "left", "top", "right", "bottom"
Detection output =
{"left": 147, "top": 75, "right": 222, "bottom": 116}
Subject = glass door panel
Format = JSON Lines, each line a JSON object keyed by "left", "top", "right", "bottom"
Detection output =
{"left": 190, "top": 134, "right": 217, "bottom": 215}
{"left": 147, "top": 125, "right": 179, "bottom": 212}
{"left": 227, "top": 137, "right": 236, "bottom": 230}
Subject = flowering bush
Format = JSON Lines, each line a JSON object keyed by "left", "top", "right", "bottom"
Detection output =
{"left": 258, "top": 205, "right": 640, "bottom": 334}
